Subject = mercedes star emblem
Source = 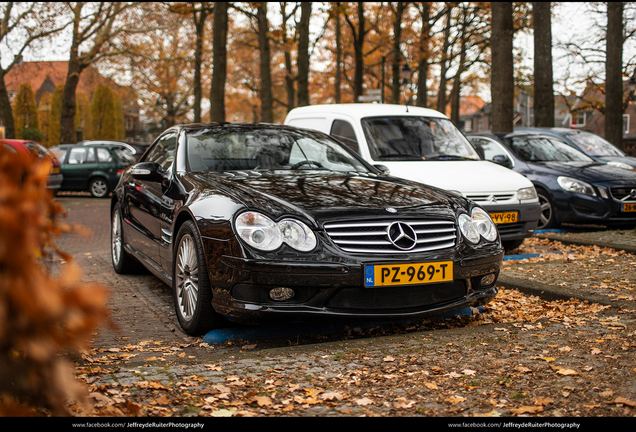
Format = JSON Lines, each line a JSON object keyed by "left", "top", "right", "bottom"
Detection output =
{"left": 387, "top": 222, "right": 418, "bottom": 250}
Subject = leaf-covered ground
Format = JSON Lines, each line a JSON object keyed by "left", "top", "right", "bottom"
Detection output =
{"left": 69, "top": 236, "right": 636, "bottom": 418}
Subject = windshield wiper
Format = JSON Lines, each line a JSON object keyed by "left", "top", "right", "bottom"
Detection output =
{"left": 425, "top": 155, "right": 473, "bottom": 161}
{"left": 378, "top": 154, "right": 422, "bottom": 160}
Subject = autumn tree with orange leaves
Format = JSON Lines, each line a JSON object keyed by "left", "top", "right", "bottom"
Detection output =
{"left": 0, "top": 147, "right": 109, "bottom": 416}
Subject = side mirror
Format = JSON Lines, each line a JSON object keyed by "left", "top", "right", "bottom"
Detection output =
{"left": 130, "top": 162, "right": 167, "bottom": 182}
{"left": 491, "top": 155, "right": 512, "bottom": 168}
{"left": 373, "top": 164, "right": 390, "bottom": 176}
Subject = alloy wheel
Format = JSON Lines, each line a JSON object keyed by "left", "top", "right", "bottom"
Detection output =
{"left": 91, "top": 179, "right": 108, "bottom": 198}
{"left": 175, "top": 234, "right": 200, "bottom": 322}
{"left": 111, "top": 210, "right": 122, "bottom": 266}
{"left": 537, "top": 193, "right": 553, "bottom": 230}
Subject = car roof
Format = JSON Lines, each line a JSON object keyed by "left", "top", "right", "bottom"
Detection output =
{"left": 287, "top": 103, "right": 448, "bottom": 120}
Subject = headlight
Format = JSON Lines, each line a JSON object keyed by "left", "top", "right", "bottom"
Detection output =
{"left": 236, "top": 212, "right": 283, "bottom": 251}
{"left": 235, "top": 212, "right": 316, "bottom": 252}
{"left": 458, "top": 208, "right": 498, "bottom": 244}
{"left": 517, "top": 186, "right": 537, "bottom": 201}
{"left": 557, "top": 176, "right": 596, "bottom": 196}
{"left": 607, "top": 161, "right": 634, "bottom": 171}
{"left": 458, "top": 214, "right": 480, "bottom": 244}
{"left": 278, "top": 218, "right": 317, "bottom": 252}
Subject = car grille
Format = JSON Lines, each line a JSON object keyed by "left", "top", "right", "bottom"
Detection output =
{"left": 323, "top": 219, "right": 456, "bottom": 254}
{"left": 464, "top": 193, "right": 516, "bottom": 204}
{"left": 609, "top": 186, "right": 636, "bottom": 202}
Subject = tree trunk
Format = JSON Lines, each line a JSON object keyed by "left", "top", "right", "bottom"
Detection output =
{"left": 605, "top": 2, "right": 624, "bottom": 149}
{"left": 296, "top": 2, "right": 311, "bottom": 107}
{"left": 390, "top": 2, "right": 405, "bottom": 105}
{"left": 416, "top": 3, "right": 431, "bottom": 108}
{"left": 60, "top": 57, "right": 81, "bottom": 144}
{"left": 193, "top": 8, "right": 207, "bottom": 123}
{"left": 0, "top": 70, "right": 15, "bottom": 139}
{"left": 436, "top": 6, "right": 452, "bottom": 113}
{"left": 533, "top": 2, "right": 554, "bottom": 128}
{"left": 257, "top": 2, "right": 273, "bottom": 123}
{"left": 334, "top": 3, "right": 342, "bottom": 104}
{"left": 353, "top": 3, "right": 365, "bottom": 101}
{"left": 450, "top": 34, "right": 466, "bottom": 125}
{"left": 210, "top": 2, "right": 228, "bottom": 123}
{"left": 490, "top": 2, "right": 514, "bottom": 134}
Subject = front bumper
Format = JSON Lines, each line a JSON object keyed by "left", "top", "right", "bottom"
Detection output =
{"left": 480, "top": 202, "right": 541, "bottom": 241}
{"left": 553, "top": 189, "right": 636, "bottom": 226}
{"left": 210, "top": 249, "right": 504, "bottom": 325}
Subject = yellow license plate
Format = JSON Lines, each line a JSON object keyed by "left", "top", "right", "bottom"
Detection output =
{"left": 623, "top": 203, "right": 636, "bottom": 212}
{"left": 364, "top": 261, "right": 453, "bottom": 287}
{"left": 489, "top": 211, "right": 518, "bottom": 224}
{"left": 51, "top": 167, "right": 60, "bottom": 174}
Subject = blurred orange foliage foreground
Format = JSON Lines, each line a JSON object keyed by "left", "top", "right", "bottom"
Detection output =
{"left": 0, "top": 147, "right": 109, "bottom": 416}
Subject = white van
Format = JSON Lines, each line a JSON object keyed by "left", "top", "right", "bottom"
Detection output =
{"left": 284, "top": 104, "right": 541, "bottom": 250}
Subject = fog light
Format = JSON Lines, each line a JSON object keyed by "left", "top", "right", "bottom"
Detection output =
{"left": 269, "top": 287, "right": 295, "bottom": 301}
{"left": 480, "top": 273, "right": 496, "bottom": 287}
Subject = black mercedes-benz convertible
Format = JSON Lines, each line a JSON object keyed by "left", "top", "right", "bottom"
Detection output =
{"left": 110, "top": 123, "right": 503, "bottom": 335}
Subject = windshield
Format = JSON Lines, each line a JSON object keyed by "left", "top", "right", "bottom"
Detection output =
{"left": 361, "top": 116, "right": 480, "bottom": 161}
{"left": 186, "top": 127, "right": 370, "bottom": 173}
{"left": 509, "top": 137, "right": 594, "bottom": 162}
{"left": 564, "top": 131, "right": 625, "bottom": 157}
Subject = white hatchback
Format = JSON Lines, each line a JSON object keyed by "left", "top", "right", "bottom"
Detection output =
{"left": 285, "top": 103, "right": 541, "bottom": 250}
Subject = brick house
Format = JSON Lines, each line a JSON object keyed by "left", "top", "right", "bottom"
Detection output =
{"left": 1, "top": 61, "right": 140, "bottom": 140}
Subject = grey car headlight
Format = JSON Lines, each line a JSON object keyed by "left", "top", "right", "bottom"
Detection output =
{"left": 607, "top": 161, "right": 634, "bottom": 171}
{"left": 459, "top": 208, "right": 498, "bottom": 244}
{"left": 236, "top": 212, "right": 316, "bottom": 252}
{"left": 557, "top": 176, "right": 596, "bottom": 196}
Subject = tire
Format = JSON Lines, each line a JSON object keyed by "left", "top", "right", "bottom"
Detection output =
{"left": 89, "top": 177, "right": 110, "bottom": 198}
{"left": 536, "top": 189, "right": 558, "bottom": 230}
{"left": 173, "top": 220, "right": 218, "bottom": 335}
{"left": 111, "top": 203, "right": 141, "bottom": 274}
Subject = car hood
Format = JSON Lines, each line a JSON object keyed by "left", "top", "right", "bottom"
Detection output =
{"left": 376, "top": 160, "right": 533, "bottom": 194}
{"left": 528, "top": 161, "right": 636, "bottom": 183}
{"left": 188, "top": 171, "right": 465, "bottom": 226}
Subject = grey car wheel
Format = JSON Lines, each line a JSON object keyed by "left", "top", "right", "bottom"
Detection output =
{"left": 111, "top": 204, "right": 140, "bottom": 274}
{"left": 536, "top": 190, "right": 557, "bottom": 229}
{"left": 89, "top": 177, "right": 109, "bottom": 198}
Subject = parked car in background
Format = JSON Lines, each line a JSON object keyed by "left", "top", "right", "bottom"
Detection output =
{"left": 285, "top": 104, "right": 541, "bottom": 250}
{"left": 111, "top": 123, "right": 504, "bottom": 335}
{"left": 79, "top": 140, "right": 147, "bottom": 162}
{"left": 515, "top": 127, "right": 636, "bottom": 170}
{"left": 0, "top": 139, "right": 63, "bottom": 193}
{"left": 50, "top": 142, "right": 137, "bottom": 198}
{"left": 467, "top": 132, "right": 636, "bottom": 230}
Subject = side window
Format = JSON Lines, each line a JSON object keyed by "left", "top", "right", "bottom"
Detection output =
{"left": 68, "top": 147, "right": 87, "bottom": 164}
{"left": 96, "top": 148, "right": 113, "bottom": 163}
{"left": 330, "top": 120, "right": 359, "bottom": 153}
{"left": 51, "top": 147, "right": 68, "bottom": 162}
{"left": 85, "top": 147, "right": 96, "bottom": 163}
{"left": 146, "top": 132, "right": 177, "bottom": 171}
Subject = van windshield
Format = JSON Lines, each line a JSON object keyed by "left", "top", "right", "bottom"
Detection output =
{"left": 361, "top": 116, "right": 480, "bottom": 161}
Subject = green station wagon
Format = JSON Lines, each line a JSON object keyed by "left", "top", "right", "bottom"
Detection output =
{"left": 50, "top": 143, "right": 136, "bottom": 197}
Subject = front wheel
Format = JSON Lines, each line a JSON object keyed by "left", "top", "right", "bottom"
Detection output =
{"left": 89, "top": 177, "right": 110, "bottom": 198}
{"left": 536, "top": 189, "right": 558, "bottom": 230}
{"left": 173, "top": 221, "right": 218, "bottom": 335}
